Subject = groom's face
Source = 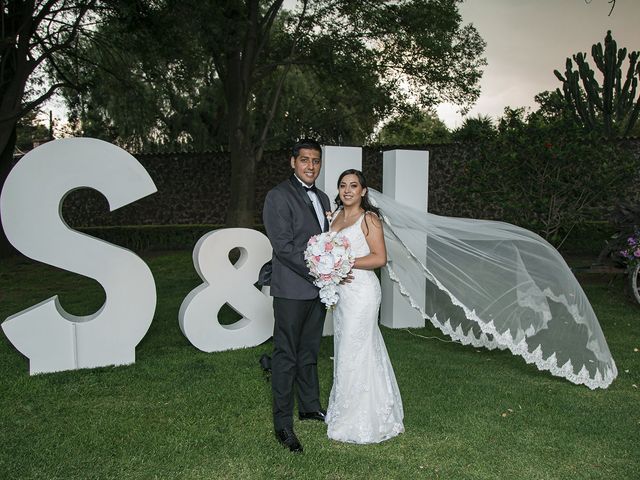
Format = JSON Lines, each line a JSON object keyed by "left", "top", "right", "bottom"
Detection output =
{"left": 291, "top": 148, "right": 322, "bottom": 186}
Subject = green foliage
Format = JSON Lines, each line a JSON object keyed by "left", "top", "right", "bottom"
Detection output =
{"left": 451, "top": 114, "right": 497, "bottom": 143}
{"left": 554, "top": 30, "right": 640, "bottom": 138}
{"left": 60, "top": 1, "right": 486, "bottom": 152}
{"left": 250, "top": 61, "right": 392, "bottom": 148}
{"left": 376, "top": 109, "right": 451, "bottom": 145}
{"left": 559, "top": 221, "right": 616, "bottom": 255}
{"left": 0, "top": 1, "right": 98, "bottom": 256}
{"left": 77, "top": 225, "right": 225, "bottom": 252}
{"left": 598, "top": 201, "right": 640, "bottom": 264}
{"left": 0, "top": 251, "right": 638, "bottom": 478}
{"left": 463, "top": 108, "right": 637, "bottom": 246}
{"left": 533, "top": 90, "right": 570, "bottom": 122}
{"left": 61, "top": 3, "right": 391, "bottom": 151}
{"left": 60, "top": 4, "right": 228, "bottom": 152}
{"left": 15, "top": 110, "right": 50, "bottom": 153}
{"left": 56, "top": 0, "right": 487, "bottom": 226}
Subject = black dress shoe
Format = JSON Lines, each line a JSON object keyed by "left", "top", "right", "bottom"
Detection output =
{"left": 275, "top": 427, "right": 303, "bottom": 453}
{"left": 299, "top": 409, "right": 327, "bottom": 422}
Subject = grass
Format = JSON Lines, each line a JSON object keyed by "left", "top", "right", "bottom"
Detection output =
{"left": 0, "top": 250, "right": 639, "bottom": 479}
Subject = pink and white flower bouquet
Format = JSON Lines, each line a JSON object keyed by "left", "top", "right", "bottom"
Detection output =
{"left": 305, "top": 231, "right": 355, "bottom": 308}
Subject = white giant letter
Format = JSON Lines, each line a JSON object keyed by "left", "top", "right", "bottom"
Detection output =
{"left": 380, "top": 149, "right": 429, "bottom": 329}
{"left": 179, "top": 228, "right": 274, "bottom": 352}
{"left": 0, "top": 138, "right": 157, "bottom": 374}
{"left": 316, "top": 145, "right": 362, "bottom": 336}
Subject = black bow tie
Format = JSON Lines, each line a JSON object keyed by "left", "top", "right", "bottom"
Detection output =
{"left": 303, "top": 185, "right": 317, "bottom": 193}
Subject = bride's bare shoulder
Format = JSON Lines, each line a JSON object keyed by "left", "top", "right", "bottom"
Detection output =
{"left": 363, "top": 211, "right": 383, "bottom": 230}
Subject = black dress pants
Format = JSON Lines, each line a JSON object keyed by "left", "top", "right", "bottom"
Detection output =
{"left": 271, "top": 296, "right": 325, "bottom": 430}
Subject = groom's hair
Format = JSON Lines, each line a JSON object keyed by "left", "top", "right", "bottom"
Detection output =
{"left": 292, "top": 138, "right": 322, "bottom": 158}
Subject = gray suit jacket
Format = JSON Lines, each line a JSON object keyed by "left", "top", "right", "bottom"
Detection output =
{"left": 262, "top": 175, "right": 331, "bottom": 300}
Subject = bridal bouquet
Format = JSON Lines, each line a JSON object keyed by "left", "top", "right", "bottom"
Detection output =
{"left": 305, "top": 231, "right": 355, "bottom": 308}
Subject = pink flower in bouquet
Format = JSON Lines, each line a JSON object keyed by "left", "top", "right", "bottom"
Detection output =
{"left": 304, "top": 231, "right": 356, "bottom": 308}
{"left": 634, "top": 249, "right": 640, "bottom": 258}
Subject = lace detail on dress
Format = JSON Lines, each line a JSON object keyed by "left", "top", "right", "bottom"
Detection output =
{"left": 326, "top": 213, "right": 404, "bottom": 443}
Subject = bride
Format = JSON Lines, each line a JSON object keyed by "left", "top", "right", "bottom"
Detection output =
{"left": 324, "top": 165, "right": 618, "bottom": 443}
{"left": 325, "top": 169, "right": 404, "bottom": 444}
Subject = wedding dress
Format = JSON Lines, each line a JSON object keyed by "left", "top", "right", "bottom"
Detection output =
{"left": 368, "top": 190, "right": 617, "bottom": 390}
{"left": 325, "top": 213, "right": 405, "bottom": 444}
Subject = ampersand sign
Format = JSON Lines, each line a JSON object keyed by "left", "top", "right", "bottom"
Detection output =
{"left": 179, "top": 228, "right": 274, "bottom": 352}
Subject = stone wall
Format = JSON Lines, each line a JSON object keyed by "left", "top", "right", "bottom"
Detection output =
{"left": 62, "top": 149, "right": 292, "bottom": 227}
{"left": 59, "top": 138, "right": 640, "bottom": 227}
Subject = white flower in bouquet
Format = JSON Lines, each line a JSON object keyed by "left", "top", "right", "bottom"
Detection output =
{"left": 316, "top": 255, "right": 335, "bottom": 275}
{"left": 319, "top": 283, "right": 339, "bottom": 306}
{"left": 331, "top": 245, "right": 346, "bottom": 258}
{"left": 304, "top": 231, "right": 355, "bottom": 308}
{"left": 309, "top": 240, "right": 326, "bottom": 257}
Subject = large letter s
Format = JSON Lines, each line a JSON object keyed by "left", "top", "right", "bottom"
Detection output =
{"left": 0, "top": 138, "right": 157, "bottom": 374}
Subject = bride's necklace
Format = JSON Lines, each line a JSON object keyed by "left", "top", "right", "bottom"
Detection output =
{"left": 339, "top": 208, "right": 364, "bottom": 226}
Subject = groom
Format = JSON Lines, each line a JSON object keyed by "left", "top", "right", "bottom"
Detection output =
{"left": 262, "top": 138, "right": 331, "bottom": 453}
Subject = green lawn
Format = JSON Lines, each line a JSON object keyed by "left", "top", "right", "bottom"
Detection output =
{"left": 1, "top": 251, "right": 638, "bottom": 479}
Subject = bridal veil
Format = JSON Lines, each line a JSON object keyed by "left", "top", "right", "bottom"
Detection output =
{"left": 369, "top": 190, "right": 617, "bottom": 389}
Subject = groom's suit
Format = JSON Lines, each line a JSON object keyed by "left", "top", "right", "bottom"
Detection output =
{"left": 263, "top": 174, "right": 331, "bottom": 431}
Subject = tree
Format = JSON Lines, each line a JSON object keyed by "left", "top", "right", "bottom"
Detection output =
{"left": 0, "top": 0, "right": 98, "bottom": 255}
{"left": 584, "top": 0, "right": 618, "bottom": 16}
{"left": 16, "top": 109, "right": 51, "bottom": 153}
{"left": 553, "top": 30, "right": 640, "bottom": 138}
{"left": 62, "top": 0, "right": 486, "bottom": 227}
{"left": 450, "top": 114, "right": 496, "bottom": 143}
{"left": 376, "top": 109, "right": 451, "bottom": 145}
{"left": 62, "top": 13, "right": 389, "bottom": 152}
{"left": 58, "top": 0, "right": 230, "bottom": 152}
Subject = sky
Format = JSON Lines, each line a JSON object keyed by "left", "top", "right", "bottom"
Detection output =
{"left": 437, "top": 0, "right": 640, "bottom": 128}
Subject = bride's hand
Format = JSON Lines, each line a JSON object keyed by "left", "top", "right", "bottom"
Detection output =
{"left": 340, "top": 272, "right": 354, "bottom": 284}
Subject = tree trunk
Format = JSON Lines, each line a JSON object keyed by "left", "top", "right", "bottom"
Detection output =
{"left": 223, "top": 41, "right": 256, "bottom": 227}
{"left": 0, "top": 124, "right": 18, "bottom": 257}
{"left": 226, "top": 142, "right": 257, "bottom": 227}
{"left": 220, "top": 0, "right": 286, "bottom": 227}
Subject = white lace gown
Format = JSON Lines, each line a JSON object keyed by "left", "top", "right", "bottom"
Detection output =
{"left": 325, "top": 214, "right": 404, "bottom": 443}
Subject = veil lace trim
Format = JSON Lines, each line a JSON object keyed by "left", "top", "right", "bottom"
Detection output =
{"left": 369, "top": 190, "right": 617, "bottom": 390}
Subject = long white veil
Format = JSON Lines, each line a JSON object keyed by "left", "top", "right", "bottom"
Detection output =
{"left": 369, "top": 189, "right": 617, "bottom": 389}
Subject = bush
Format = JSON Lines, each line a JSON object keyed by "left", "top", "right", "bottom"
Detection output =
{"left": 77, "top": 224, "right": 225, "bottom": 251}
{"left": 463, "top": 108, "right": 637, "bottom": 247}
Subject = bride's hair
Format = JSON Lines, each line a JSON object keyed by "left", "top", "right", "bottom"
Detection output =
{"left": 334, "top": 169, "right": 381, "bottom": 233}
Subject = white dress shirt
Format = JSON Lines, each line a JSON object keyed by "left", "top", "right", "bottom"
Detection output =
{"left": 294, "top": 175, "right": 325, "bottom": 230}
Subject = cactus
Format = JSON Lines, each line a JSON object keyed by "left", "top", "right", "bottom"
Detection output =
{"left": 554, "top": 30, "right": 640, "bottom": 137}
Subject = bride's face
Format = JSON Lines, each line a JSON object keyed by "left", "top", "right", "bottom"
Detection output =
{"left": 338, "top": 174, "right": 366, "bottom": 208}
